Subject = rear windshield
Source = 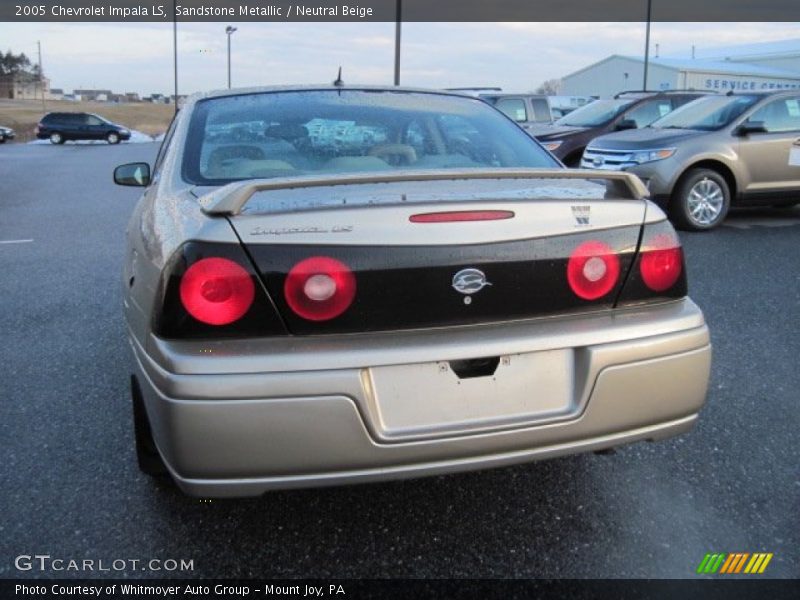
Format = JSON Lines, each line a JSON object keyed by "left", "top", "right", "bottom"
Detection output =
{"left": 182, "top": 90, "right": 559, "bottom": 185}
{"left": 555, "top": 99, "right": 633, "bottom": 127}
{"left": 650, "top": 95, "right": 760, "bottom": 131}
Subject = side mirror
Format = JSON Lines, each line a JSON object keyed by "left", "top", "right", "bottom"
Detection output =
{"left": 114, "top": 162, "right": 151, "bottom": 187}
{"left": 735, "top": 120, "right": 768, "bottom": 136}
{"left": 615, "top": 118, "right": 638, "bottom": 131}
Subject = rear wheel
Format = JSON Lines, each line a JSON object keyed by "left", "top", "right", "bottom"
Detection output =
{"left": 670, "top": 168, "right": 730, "bottom": 231}
{"left": 562, "top": 150, "right": 584, "bottom": 168}
{"left": 131, "top": 375, "right": 168, "bottom": 477}
{"left": 107, "top": 132, "right": 120, "bottom": 144}
{"left": 49, "top": 132, "right": 64, "bottom": 145}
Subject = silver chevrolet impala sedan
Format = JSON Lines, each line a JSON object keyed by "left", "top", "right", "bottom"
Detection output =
{"left": 115, "top": 86, "right": 711, "bottom": 497}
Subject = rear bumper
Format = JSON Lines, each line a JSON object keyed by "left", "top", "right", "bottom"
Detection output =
{"left": 131, "top": 298, "right": 711, "bottom": 497}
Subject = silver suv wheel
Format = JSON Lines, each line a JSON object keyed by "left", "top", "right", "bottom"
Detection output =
{"left": 687, "top": 178, "right": 724, "bottom": 226}
{"left": 49, "top": 132, "right": 63, "bottom": 145}
{"left": 672, "top": 168, "right": 731, "bottom": 231}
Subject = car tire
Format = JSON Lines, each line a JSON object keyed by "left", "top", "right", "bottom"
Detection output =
{"left": 131, "top": 375, "right": 169, "bottom": 478}
{"left": 0, "top": 137, "right": 5, "bottom": 144}
{"left": 49, "top": 132, "right": 64, "bottom": 145}
{"left": 562, "top": 151, "right": 583, "bottom": 168}
{"left": 670, "top": 168, "right": 730, "bottom": 231}
{"left": 107, "top": 132, "right": 121, "bottom": 144}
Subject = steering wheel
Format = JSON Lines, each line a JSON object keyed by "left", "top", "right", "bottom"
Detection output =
{"left": 368, "top": 143, "right": 418, "bottom": 166}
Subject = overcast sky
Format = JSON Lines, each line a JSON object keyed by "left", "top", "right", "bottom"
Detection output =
{"left": 1, "top": 22, "right": 798, "bottom": 96}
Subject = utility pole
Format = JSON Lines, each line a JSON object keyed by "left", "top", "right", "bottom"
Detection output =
{"left": 393, "top": 0, "right": 401, "bottom": 86}
{"left": 37, "top": 40, "right": 46, "bottom": 111}
{"left": 643, "top": 0, "right": 652, "bottom": 91}
{"left": 173, "top": 1, "right": 178, "bottom": 114}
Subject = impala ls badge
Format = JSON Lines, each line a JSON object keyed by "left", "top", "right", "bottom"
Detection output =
{"left": 452, "top": 268, "right": 491, "bottom": 304}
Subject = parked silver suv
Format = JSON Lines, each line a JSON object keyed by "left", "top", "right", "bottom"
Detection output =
{"left": 582, "top": 91, "right": 800, "bottom": 230}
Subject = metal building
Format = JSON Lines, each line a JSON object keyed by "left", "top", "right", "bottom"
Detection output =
{"left": 562, "top": 39, "right": 800, "bottom": 98}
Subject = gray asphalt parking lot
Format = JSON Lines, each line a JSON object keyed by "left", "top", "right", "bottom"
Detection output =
{"left": 0, "top": 142, "right": 797, "bottom": 579}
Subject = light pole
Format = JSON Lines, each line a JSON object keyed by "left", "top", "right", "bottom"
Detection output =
{"left": 394, "top": 0, "right": 402, "bottom": 86}
{"left": 173, "top": 5, "right": 178, "bottom": 115}
{"left": 225, "top": 26, "right": 237, "bottom": 89}
{"left": 643, "top": 0, "right": 652, "bottom": 91}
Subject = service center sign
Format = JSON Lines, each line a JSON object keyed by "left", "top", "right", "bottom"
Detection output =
{"left": 684, "top": 72, "right": 800, "bottom": 92}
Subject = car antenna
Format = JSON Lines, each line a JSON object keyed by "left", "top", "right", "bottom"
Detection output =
{"left": 333, "top": 67, "right": 344, "bottom": 87}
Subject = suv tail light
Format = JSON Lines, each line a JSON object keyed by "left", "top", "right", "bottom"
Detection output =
{"left": 567, "top": 240, "right": 621, "bottom": 300}
{"left": 179, "top": 257, "right": 255, "bottom": 325}
{"left": 284, "top": 256, "right": 356, "bottom": 321}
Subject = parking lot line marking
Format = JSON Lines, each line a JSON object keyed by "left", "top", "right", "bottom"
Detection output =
{"left": 0, "top": 239, "right": 34, "bottom": 244}
{"left": 724, "top": 218, "right": 800, "bottom": 229}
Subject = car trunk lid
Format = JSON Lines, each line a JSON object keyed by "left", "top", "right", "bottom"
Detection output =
{"left": 197, "top": 170, "right": 648, "bottom": 334}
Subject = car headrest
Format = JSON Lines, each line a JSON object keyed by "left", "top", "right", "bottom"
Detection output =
{"left": 265, "top": 124, "right": 309, "bottom": 140}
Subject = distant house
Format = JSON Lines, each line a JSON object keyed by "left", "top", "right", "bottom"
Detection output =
{"left": 107, "top": 92, "right": 141, "bottom": 103}
{"left": 0, "top": 73, "right": 51, "bottom": 100}
{"left": 73, "top": 89, "right": 113, "bottom": 102}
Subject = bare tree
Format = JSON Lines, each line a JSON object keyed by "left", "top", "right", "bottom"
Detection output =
{"left": 0, "top": 50, "right": 37, "bottom": 77}
{"left": 535, "top": 78, "right": 563, "bottom": 95}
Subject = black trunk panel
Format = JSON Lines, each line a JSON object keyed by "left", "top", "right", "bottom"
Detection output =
{"left": 246, "top": 227, "right": 641, "bottom": 335}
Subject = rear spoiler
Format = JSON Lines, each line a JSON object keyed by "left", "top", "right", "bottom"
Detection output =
{"left": 198, "top": 168, "right": 649, "bottom": 216}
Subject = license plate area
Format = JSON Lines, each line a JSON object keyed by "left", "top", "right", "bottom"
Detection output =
{"left": 362, "top": 349, "right": 577, "bottom": 441}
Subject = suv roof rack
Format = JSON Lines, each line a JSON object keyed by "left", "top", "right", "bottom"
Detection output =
{"left": 614, "top": 89, "right": 706, "bottom": 99}
{"left": 726, "top": 89, "right": 793, "bottom": 96}
{"left": 445, "top": 87, "right": 502, "bottom": 92}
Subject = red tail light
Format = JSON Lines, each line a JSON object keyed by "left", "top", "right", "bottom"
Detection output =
{"left": 567, "top": 240, "right": 620, "bottom": 300}
{"left": 640, "top": 234, "right": 683, "bottom": 292}
{"left": 284, "top": 256, "right": 356, "bottom": 321}
{"left": 179, "top": 257, "right": 255, "bottom": 325}
{"left": 410, "top": 210, "right": 515, "bottom": 223}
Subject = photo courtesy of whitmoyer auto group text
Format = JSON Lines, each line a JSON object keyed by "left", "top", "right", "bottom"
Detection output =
{"left": 0, "top": 0, "right": 798, "bottom": 598}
